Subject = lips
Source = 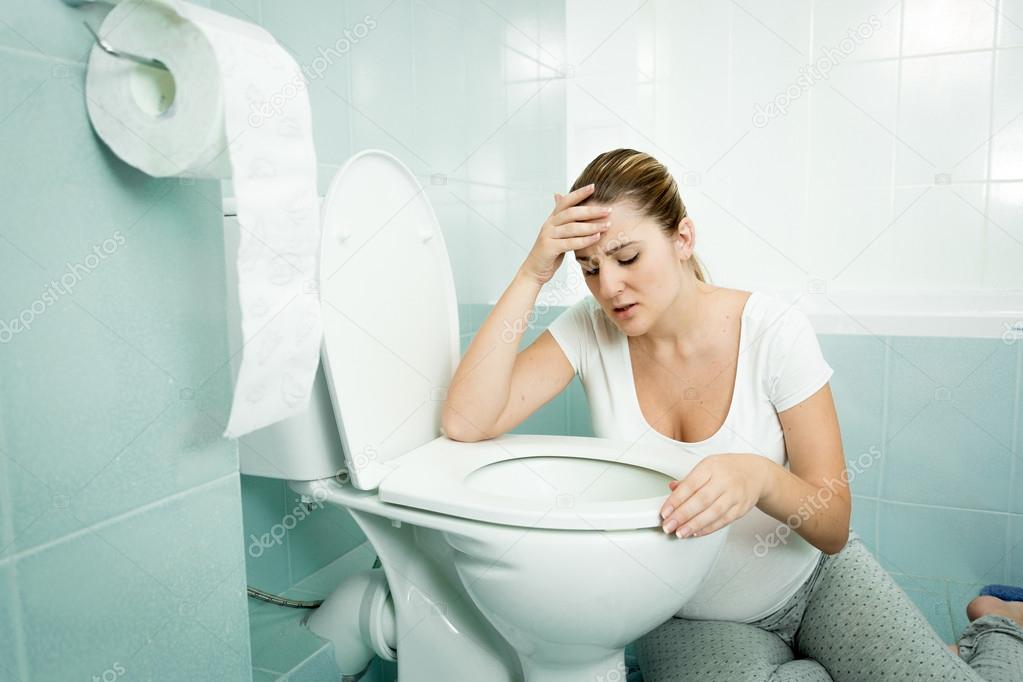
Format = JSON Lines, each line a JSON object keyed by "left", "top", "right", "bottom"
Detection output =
{"left": 613, "top": 303, "right": 636, "bottom": 311}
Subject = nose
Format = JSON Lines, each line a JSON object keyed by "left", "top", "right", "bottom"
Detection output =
{"left": 597, "top": 265, "right": 625, "bottom": 301}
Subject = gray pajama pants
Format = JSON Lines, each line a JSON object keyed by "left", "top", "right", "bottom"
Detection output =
{"left": 635, "top": 530, "right": 1023, "bottom": 681}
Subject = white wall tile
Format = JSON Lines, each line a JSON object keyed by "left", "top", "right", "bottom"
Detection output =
{"left": 997, "top": 0, "right": 1023, "bottom": 47}
{"left": 895, "top": 52, "right": 993, "bottom": 185}
{"left": 811, "top": 0, "right": 902, "bottom": 61}
{"left": 882, "top": 185, "right": 986, "bottom": 288}
{"left": 809, "top": 60, "right": 898, "bottom": 188}
{"left": 984, "top": 182, "right": 1023, "bottom": 288}
{"left": 991, "top": 48, "right": 1023, "bottom": 180}
{"left": 901, "top": 0, "right": 997, "bottom": 55}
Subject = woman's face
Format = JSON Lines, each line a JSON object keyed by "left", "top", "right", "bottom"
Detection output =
{"left": 574, "top": 200, "right": 691, "bottom": 334}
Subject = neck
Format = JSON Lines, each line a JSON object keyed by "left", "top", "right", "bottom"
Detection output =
{"left": 633, "top": 278, "right": 720, "bottom": 361}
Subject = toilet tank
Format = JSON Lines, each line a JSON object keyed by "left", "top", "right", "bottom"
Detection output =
{"left": 222, "top": 199, "right": 347, "bottom": 481}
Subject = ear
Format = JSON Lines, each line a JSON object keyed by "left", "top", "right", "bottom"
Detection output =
{"left": 675, "top": 217, "right": 696, "bottom": 259}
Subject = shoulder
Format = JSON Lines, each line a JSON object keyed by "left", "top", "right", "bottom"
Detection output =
{"left": 740, "top": 292, "right": 821, "bottom": 362}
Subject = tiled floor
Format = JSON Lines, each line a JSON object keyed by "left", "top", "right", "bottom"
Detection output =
{"left": 248, "top": 542, "right": 397, "bottom": 681}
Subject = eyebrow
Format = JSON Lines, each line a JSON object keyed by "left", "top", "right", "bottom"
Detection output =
{"left": 577, "top": 239, "right": 640, "bottom": 263}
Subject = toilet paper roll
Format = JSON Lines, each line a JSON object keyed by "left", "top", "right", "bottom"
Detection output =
{"left": 85, "top": 0, "right": 322, "bottom": 438}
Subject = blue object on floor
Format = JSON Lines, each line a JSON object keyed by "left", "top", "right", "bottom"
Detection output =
{"left": 979, "top": 584, "right": 1023, "bottom": 601}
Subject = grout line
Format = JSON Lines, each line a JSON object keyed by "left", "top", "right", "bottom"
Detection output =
{"left": 843, "top": 43, "right": 1023, "bottom": 65}
{"left": 0, "top": 471, "right": 240, "bottom": 566}
{"left": 875, "top": 336, "right": 892, "bottom": 548}
{"left": 980, "top": 4, "right": 998, "bottom": 286}
{"left": 286, "top": 640, "right": 334, "bottom": 677}
{"left": 0, "top": 43, "right": 85, "bottom": 67}
{"left": 889, "top": 0, "right": 906, "bottom": 235}
{"left": 878, "top": 497, "right": 1021, "bottom": 517}
{"left": 283, "top": 479, "right": 294, "bottom": 590}
{"left": 1007, "top": 340, "right": 1022, "bottom": 581}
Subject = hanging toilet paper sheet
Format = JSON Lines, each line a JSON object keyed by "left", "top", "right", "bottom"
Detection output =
{"left": 85, "top": 0, "right": 322, "bottom": 438}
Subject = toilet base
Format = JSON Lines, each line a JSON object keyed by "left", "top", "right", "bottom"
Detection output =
{"left": 520, "top": 650, "right": 626, "bottom": 682}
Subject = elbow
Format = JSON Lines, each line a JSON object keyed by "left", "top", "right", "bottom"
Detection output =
{"left": 822, "top": 533, "right": 848, "bottom": 556}
{"left": 441, "top": 407, "right": 492, "bottom": 443}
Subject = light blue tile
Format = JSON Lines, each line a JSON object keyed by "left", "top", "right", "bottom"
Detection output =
{"left": 288, "top": 646, "right": 340, "bottom": 682}
{"left": 377, "top": 657, "right": 399, "bottom": 682}
{"left": 890, "top": 573, "right": 955, "bottom": 644}
{"left": 286, "top": 541, "right": 376, "bottom": 599}
{"left": 883, "top": 337, "right": 1016, "bottom": 511}
{"left": 876, "top": 501, "right": 1008, "bottom": 584}
{"left": 0, "top": 2, "right": 111, "bottom": 63}
{"left": 947, "top": 580, "right": 989, "bottom": 642}
{"left": 241, "top": 475, "right": 291, "bottom": 594}
{"left": 346, "top": 0, "right": 423, "bottom": 172}
{"left": 413, "top": 0, "right": 470, "bottom": 174}
{"left": 1010, "top": 514, "right": 1023, "bottom": 587}
{"left": 15, "top": 476, "right": 250, "bottom": 681}
{"left": 883, "top": 401, "right": 1013, "bottom": 511}
{"left": 0, "top": 563, "right": 26, "bottom": 682}
{"left": 567, "top": 376, "right": 594, "bottom": 437}
{"left": 850, "top": 495, "right": 877, "bottom": 552}
{"left": 511, "top": 390, "right": 569, "bottom": 436}
{"left": 248, "top": 592, "right": 330, "bottom": 673}
{"left": 285, "top": 486, "right": 366, "bottom": 585}
{"left": 0, "top": 49, "right": 237, "bottom": 557}
{"left": 1015, "top": 344, "right": 1023, "bottom": 515}
{"left": 260, "top": 0, "right": 353, "bottom": 166}
{"left": 253, "top": 667, "right": 281, "bottom": 681}
{"left": 819, "top": 334, "right": 885, "bottom": 497}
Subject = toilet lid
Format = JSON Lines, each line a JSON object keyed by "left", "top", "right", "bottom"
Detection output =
{"left": 378, "top": 434, "right": 700, "bottom": 530}
{"left": 319, "top": 150, "right": 461, "bottom": 490}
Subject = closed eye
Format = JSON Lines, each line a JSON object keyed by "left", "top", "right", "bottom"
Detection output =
{"left": 582, "top": 254, "right": 638, "bottom": 276}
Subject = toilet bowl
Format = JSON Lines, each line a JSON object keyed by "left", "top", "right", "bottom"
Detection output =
{"left": 232, "top": 150, "right": 729, "bottom": 681}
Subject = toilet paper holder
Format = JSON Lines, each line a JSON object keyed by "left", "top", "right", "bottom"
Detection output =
{"left": 62, "top": 0, "right": 170, "bottom": 72}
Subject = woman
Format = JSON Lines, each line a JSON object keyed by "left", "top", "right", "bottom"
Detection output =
{"left": 441, "top": 149, "right": 1023, "bottom": 680}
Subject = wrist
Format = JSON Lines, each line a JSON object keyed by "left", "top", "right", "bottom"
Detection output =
{"left": 515, "top": 266, "right": 546, "bottom": 289}
{"left": 755, "top": 456, "right": 778, "bottom": 506}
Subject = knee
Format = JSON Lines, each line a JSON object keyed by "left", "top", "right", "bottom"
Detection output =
{"left": 966, "top": 595, "right": 1001, "bottom": 622}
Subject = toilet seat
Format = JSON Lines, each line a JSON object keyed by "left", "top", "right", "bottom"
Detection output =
{"left": 378, "top": 433, "right": 698, "bottom": 531}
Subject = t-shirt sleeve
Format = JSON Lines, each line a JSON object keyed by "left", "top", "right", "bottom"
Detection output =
{"left": 767, "top": 306, "right": 834, "bottom": 412}
{"left": 545, "top": 298, "right": 595, "bottom": 376}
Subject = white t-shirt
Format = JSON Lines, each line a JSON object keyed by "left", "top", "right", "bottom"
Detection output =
{"left": 547, "top": 291, "right": 835, "bottom": 623}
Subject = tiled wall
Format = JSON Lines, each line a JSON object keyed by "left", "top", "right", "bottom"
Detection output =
{"left": 562, "top": 0, "right": 1022, "bottom": 294}
{"left": 0, "top": 2, "right": 252, "bottom": 679}
{"left": 239, "top": 0, "right": 568, "bottom": 596}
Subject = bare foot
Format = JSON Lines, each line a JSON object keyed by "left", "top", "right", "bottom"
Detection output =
{"left": 966, "top": 595, "right": 1023, "bottom": 627}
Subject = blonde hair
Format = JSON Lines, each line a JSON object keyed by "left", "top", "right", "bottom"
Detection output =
{"left": 570, "top": 148, "right": 709, "bottom": 283}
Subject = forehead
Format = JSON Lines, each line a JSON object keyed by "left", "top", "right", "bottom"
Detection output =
{"left": 574, "top": 201, "right": 658, "bottom": 261}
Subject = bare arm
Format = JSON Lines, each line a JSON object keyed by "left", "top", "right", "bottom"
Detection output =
{"left": 757, "top": 383, "right": 851, "bottom": 555}
{"left": 441, "top": 185, "right": 611, "bottom": 441}
{"left": 441, "top": 269, "right": 545, "bottom": 441}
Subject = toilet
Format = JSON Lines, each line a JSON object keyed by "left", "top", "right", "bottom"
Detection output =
{"left": 231, "top": 150, "right": 730, "bottom": 682}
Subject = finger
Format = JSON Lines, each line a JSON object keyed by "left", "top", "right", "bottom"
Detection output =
{"left": 660, "top": 467, "right": 711, "bottom": 519}
{"left": 552, "top": 204, "right": 612, "bottom": 226}
{"left": 669, "top": 493, "right": 730, "bottom": 537}
{"left": 555, "top": 183, "right": 596, "bottom": 212}
{"left": 667, "top": 480, "right": 679, "bottom": 490}
{"left": 679, "top": 501, "right": 736, "bottom": 539}
{"left": 662, "top": 487, "right": 719, "bottom": 533}
{"left": 562, "top": 233, "right": 604, "bottom": 250}
{"left": 554, "top": 220, "right": 610, "bottom": 240}
{"left": 684, "top": 504, "right": 740, "bottom": 539}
